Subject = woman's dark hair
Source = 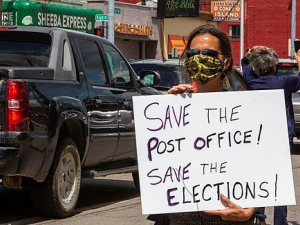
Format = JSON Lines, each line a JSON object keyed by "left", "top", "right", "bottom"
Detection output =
{"left": 249, "top": 48, "right": 279, "bottom": 76}
{"left": 180, "top": 24, "right": 233, "bottom": 74}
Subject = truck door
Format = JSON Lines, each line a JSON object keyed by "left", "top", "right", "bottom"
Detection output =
{"left": 102, "top": 44, "right": 139, "bottom": 162}
{"left": 75, "top": 38, "right": 118, "bottom": 167}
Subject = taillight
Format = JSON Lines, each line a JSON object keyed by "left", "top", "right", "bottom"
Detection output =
{"left": 6, "top": 79, "right": 29, "bottom": 131}
{"left": 280, "top": 63, "right": 292, "bottom": 66}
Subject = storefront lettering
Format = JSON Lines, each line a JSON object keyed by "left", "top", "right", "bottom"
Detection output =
{"left": 114, "top": 23, "right": 153, "bottom": 36}
{"left": 38, "top": 12, "right": 87, "bottom": 29}
{"left": 179, "top": 0, "right": 195, "bottom": 9}
{"left": 2, "top": 12, "right": 14, "bottom": 25}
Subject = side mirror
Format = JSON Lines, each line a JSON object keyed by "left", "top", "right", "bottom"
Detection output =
{"left": 139, "top": 70, "right": 161, "bottom": 87}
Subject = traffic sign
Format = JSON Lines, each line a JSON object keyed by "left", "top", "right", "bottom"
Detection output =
{"left": 115, "top": 8, "right": 121, "bottom": 14}
{"left": 95, "top": 14, "right": 108, "bottom": 21}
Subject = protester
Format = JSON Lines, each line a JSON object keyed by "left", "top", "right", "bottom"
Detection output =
{"left": 147, "top": 24, "right": 256, "bottom": 225}
{"left": 241, "top": 46, "right": 300, "bottom": 225}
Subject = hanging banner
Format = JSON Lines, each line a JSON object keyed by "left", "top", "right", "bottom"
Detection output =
{"left": 211, "top": 1, "right": 241, "bottom": 22}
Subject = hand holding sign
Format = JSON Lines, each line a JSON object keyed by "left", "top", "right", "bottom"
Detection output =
{"left": 204, "top": 194, "right": 256, "bottom": 221}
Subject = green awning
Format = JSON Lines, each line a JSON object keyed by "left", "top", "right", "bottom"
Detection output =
{"left": 2, "top": 0, "right": 104, "bottom": 34}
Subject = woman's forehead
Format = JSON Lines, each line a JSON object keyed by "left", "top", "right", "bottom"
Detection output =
{"left": 190, "top": 34, "right": 220, "bottom": 51}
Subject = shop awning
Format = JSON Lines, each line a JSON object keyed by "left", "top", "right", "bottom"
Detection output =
{"left": 2, "top": 0, "right": 104, "bottom": 34}
{"left": 168, "top": 35, "right": 186, "bottom": 56}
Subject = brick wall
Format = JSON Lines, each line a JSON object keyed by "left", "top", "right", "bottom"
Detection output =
{"left": 219, "top": 0, "right": 300, "bottom": 65}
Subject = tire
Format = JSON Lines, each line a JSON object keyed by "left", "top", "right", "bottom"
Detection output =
{"left": 132, "top": 171, "right": 140, "bottom": 191}
{"left": 30, "top": 138, "right": 81, "bottom": 218}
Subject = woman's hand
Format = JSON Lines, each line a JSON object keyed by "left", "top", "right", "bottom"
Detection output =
{"left": 167, "top": 84, "right": 195, "bottom": 94}
{"left": 294, "top": 49, "right": 300, "bottom": 63}
{"left": 204, "top": 194, "right": 256, "bottom": 221}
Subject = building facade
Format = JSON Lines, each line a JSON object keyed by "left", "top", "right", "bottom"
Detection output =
{"left": 218, "top": 0, "right": 300, "bottom": 65}
{"left": 87, "top": 1, "right": 161, "bottom": 61}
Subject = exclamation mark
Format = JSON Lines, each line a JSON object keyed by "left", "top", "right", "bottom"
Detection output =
{"left": 275, "top": 174, "right": 278, "bottom": 201}
{"left": 257, "top": 124, "right": 262, "bottom": 145}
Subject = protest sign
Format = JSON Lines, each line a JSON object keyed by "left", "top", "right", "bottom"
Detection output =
{"left": 133, "top": 90, "right": 296, "bottom": 215}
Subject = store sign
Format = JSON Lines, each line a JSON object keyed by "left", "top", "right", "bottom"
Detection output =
{"left": 157, "top": 0, "right": 199, "bottom": 18}
{"left": 211, "top": 1, "right": 241, "bottom": 22}
{"left": 37, "top": 13, "right": 88, "bottom": 30}
{"left": 1, "top": 1, "right": 103, "bottom": 34}
{"left": 114, "top": 23, "right": 153, "bottom": 36}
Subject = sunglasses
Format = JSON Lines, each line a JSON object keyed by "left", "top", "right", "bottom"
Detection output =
{"left": 186, "top": 49, "right": 223, "bottom": 58}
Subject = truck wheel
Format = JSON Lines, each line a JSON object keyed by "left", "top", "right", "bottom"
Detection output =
{"left": 30, "top": 138, "right": 81, "bottom": 218}
{"left": 132, "top": 171, "right": 140, "bottom": 191}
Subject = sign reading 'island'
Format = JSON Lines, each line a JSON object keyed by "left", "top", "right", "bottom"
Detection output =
{"left": 157, "top": 0, "right": 199, "bottom": 18}
{"left": 133, "top": 90, "right": 296, "bottom": 215}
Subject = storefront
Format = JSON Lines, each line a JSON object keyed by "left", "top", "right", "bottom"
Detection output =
{"left": 2, "top": 0, "right": 104, "bottom": 34}
{"left": 87, "top": 1, "right": 161, "bottom": 60}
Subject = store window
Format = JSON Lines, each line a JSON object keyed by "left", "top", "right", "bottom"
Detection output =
{"left": 229, "top": 25, "right": 240, "bottom": 39}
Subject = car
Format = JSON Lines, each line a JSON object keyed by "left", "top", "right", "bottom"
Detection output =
{"left": 130, "top": 59, "right": 191, "bottom": 94}
{"left": 277, "top": 58, "right": 300, "bottom": 138}
{"left": 130, "top": 58, "right": 246, "bottom": 93}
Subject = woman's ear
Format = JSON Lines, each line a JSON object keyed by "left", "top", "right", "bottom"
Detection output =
{"left": 223, "top": 57, "right": 232, "bottom": 71}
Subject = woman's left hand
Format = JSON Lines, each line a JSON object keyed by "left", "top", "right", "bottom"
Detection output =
{"left": 204, "top": 194, "right": 255, "bottom": 221}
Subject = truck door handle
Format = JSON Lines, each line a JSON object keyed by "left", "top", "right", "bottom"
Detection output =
{"left": 93, "top": 99, "right": 102, "bottom": 104}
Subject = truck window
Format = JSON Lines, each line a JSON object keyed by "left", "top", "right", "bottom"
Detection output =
{"left": 62, "top": 40, "right": 72, "bottom": 71}
{"left": 77, "top": 39, "right": 107, "bottom": 85}
{"left": 0, "top": 32, "right": 51, "bottom": 67}
{"left": 103, "top": 44, "right": 133, "bottom": 87}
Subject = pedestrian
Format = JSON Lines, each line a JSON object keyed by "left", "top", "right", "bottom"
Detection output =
{"left": 241, "top": 46, "right": 300, "bottom": 225}
{"left": 147, "top": 24, "right": 256, "bottom": 225}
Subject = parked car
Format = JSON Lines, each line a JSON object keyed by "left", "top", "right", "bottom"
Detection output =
{"left": 130, "top": 59, "right": 246, "bottom": 93}
{"left": 277, "top": 58, "right": 300, "bottom": 138}
{"left": 130, "top": 59, "right": 191, "bottom": 94}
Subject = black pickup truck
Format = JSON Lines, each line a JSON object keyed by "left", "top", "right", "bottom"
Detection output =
{"left": 0, "top": 26, "right": 161, "bottom": 218}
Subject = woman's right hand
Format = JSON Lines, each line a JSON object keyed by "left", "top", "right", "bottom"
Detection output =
{"left": 294, "top": 49, "right": 300, "bottom": 63}
{"left": 167, "top": 84, "right": 195, "bottom": 94}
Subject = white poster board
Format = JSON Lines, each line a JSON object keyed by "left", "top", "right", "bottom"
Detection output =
{"left": 133, "top": 90, "right": 296, "bottom": 215}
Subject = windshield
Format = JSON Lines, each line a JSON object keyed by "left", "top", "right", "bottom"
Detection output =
{"left": 131, "top": 62, "right": 191, "bottom": 88}
{"left": 277, "top": 65, "right": 299, "bottom": 76}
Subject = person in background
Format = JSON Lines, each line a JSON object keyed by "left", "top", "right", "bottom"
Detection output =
{"left": 241, "top": 46, "right": 300, "bottom": 225}
{"left": 148, "top": 24, "right": 256, "bottom": 225}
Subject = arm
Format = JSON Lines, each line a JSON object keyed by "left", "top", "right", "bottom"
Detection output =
{"left": 241, "top": 56, "right": 258, "bottom": 86}
{"left": 204, "top": 194, "right": 256, "bottom": 221}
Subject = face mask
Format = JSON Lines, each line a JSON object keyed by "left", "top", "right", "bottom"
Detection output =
{"left": 184, "top": 54, "right": 224, "bottom": 85}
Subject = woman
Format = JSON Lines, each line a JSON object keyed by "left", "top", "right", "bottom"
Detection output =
{"left": 165, "top": 24, "right": 256, "bottom": 224}
{"left": 241, "top": 46, "right": 300, "bottom": 225}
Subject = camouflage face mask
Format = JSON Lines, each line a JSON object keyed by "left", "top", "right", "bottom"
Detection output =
{"left": 183, "top": 54, "right": 224, "bottom": 85}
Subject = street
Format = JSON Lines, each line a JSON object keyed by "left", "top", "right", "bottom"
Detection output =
{"left": 1, "top": 144, "right": 300, "bottom": 225}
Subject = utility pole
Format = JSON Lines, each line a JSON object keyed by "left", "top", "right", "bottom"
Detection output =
{"left": 108, "top": 0, "right": 115, "bottom": 44}
{"left": 239, "top": 0, "right": 244, "bottom": 71}
{"left": 291, "top": 0, "right": 296, "bottom": 58}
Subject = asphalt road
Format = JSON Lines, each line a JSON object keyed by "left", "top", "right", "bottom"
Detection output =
{"left": 1, "top": 144, "right": 300, "bottom": 225}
